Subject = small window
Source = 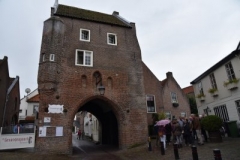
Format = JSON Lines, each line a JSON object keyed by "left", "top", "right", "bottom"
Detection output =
{"left": 19, "top": 109, "right": 22, "bottom": 113}
{"left": 165, "top": 112, "right": 171, "bottom": 120}
{"left": 107, "top": 33, "right": 117, "bottom": 45}
{"left": 180, "top": 112, "right": 186, "bottom": 118}
{"left": 42, "top": 54, "right": 45, "bottom": 62}
{"left": 171, "top": 92, "right": 178, "bottom": 103}
{"left": 146, "top": 95, "right": 156, "bottom": 113}
{"left": 49, "top": 54, "right": 55, "bottom": 61}
{"left": 80, "top": 29, "right": 90, "bottom": 42}
{"left": 75, "top": 49, "right": 93, "bottom": 67}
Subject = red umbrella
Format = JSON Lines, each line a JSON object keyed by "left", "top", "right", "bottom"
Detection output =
{"left": 155, "top": 119, "right": 170, "bottom": 126}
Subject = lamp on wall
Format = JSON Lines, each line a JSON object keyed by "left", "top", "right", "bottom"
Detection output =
{"left": 207, "top": 106, "right": 211, "bottom": 112}
{"left": 98, "top": 85, "right": 105, "bottom": 95}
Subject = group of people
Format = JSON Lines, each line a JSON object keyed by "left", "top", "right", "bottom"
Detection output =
{"left": 155, "top": 114, "right": 208, "bottom": 150}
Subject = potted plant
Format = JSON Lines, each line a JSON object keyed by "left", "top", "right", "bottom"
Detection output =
{"left": 172, "top": 100, "right": 179, "bottom": 107}
{"left": 196, "top": 93, "right": 205, "bottom": 101}
{"left": 208, "top": 88, "right": 218, "bottom": 97}
{"left": 223, "top": 78, "right": 239, "bottom": 90}
{"left": 201, "top": 115, "right": 223, "bottom": 142}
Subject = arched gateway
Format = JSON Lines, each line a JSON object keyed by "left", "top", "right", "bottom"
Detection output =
{"left": 35, "top": 2, "right": 148, "bottom": 154}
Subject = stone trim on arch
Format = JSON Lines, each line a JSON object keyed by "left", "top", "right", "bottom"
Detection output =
{"left": 71, "top": 95, "right": 126, "bottom": 124}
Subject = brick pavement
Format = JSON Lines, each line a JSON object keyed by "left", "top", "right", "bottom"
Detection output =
{"left": 0, "top": 137, "right": 240, "bottom": 160}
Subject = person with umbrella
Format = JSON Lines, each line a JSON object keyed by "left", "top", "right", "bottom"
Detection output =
{"left": 156, "top": 119, "right": 170, "bottom": 150}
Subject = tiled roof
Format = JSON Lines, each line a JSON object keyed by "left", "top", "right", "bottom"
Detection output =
{"left": 54, "top": 4, "right": 131, "bottom": 28}
{"left": 182, "top": 86, "right": 194, "bottom": 94}
{"left": 27, "top": 94, "right": 39, "bottom": 103}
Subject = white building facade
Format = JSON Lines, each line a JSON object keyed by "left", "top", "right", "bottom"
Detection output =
{"left": 19, "top": 89, "right": 39, "bottom": 120}
{"left": 191, "top": 43, "right": 240, "bottom": 131}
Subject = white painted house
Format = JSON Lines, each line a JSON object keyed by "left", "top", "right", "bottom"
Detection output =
{"left": 190, "top": 42, "right": 240, "bottom": 132}
{"left": 83, "top": 112, "right": 99, "bottom": 142}
{"left": 19, "top": 89, "right": 39, "bottom": 121}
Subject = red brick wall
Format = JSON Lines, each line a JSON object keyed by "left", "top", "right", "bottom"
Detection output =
{"left": 142, "top": 62, "right": 163, "bottom": 125}
{"left": 0, "top": 57, "right": 20, "bottom": 127}
{"left": 36, "top": 15, "right": 148, "bottom": 153}
{"left": 162, "top": 72, "right": 191, "bottom": 119}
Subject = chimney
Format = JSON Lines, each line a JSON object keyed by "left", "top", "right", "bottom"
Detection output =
{"left": 113, "top": 11, "right": 119, "bottom": 15}
{"left": 166, "top": 72, "right": 173, "bottom": 78}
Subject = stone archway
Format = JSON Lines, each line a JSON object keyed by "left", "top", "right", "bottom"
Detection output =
{"left": 71, "top": 95, "right": 126, "bottom": 148}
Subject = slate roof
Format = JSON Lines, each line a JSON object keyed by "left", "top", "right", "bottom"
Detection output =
{"left": 190, "top": 49, "right": 240, "bottom": 84}
{"left": 54, "top": 4, "right": 131, "bottom": 28}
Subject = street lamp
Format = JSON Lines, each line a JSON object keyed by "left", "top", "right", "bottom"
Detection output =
{"left": 207, "top": 106, "right": 211, "bottom": 112}
{"left": 98, "top": 85, "right": 105, "bottom": 95}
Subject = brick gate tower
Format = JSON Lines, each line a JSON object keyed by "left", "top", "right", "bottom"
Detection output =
{"left": 36, "top": 2, "right": 148, "bottom": 154}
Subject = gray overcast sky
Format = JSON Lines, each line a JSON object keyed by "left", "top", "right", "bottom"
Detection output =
{"left": 1, "top": 0, "right": 240, "bottom": 97}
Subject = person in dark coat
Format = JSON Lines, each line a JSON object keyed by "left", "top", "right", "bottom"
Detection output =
{"left": 165, "top": 122, "right": 172, "bottom": 145}
{"left": 183, "top": 118, "right": 192, "bottom": 146}
{"left": 153, "top": 124, "right": 159, "bottom": 146}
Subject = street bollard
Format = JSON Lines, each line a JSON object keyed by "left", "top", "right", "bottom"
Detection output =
{"left": 173, "top": 143, "right": 180, "bottom": 160}
{"left": 160, "top": 141, "right": 165, "bottom": 155}
{"left": 213, "top": 149, "right": 222, "bottom": 160}
{"left": 191, "top": 145, "right": 198, "bottom": 160}
{"left": 148, "top": 137, "right": 152, "bottom": 151}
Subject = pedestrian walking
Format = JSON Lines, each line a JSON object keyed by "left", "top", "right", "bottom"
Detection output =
{"left": 77, "top": 129, "right": 82, "bottom": 140}
{"left": 183, "top": 118, "right": 192, "bottom": 146}
{"left": 165, "top": 122, "right": 172, "bottom": 145}
{"left": 158, "top": 125, "right": 166, "bottom": 150}
{"left": 172, "top": 119, "right": 182, "bottom": 148}
{"left": 191, "top": 114, "right": 204, "bottom": 145}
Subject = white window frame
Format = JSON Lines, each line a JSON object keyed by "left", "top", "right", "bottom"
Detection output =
{"left": 75, "top": 49, "right": 93, "bottom": 67}
{"left": 180, "top": 112, "right": 186, "bottom": 118}
{"left": 209, "top": 73, "right": 217, "bottom": 89}
{"left": 165, "top": 111, "right": 172, "bottom": 120}
{"left": 49, "top": 54, "right": 55, "bottom": 61}
{"left": 80, "top": 29, "right": 90, "bottom": 42}
{"left": 107, "top": 33, "right": 117, "bottom": 45}
{"left": 171, "top": 92, "right": 178, "bottom": 103}
{"left": 225, "top": 62, "right": 236, "bottom": 81}
{"left": 146, "top": 95, "right": 156, "bottom": 113}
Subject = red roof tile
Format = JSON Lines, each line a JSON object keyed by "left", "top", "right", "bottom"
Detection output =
{"left": 27, "top": 94, "right": 39, "bottom": 103}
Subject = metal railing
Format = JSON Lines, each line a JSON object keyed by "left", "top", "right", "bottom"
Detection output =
{"left": 1, "top": 124, "right": 35, "bottom": 134}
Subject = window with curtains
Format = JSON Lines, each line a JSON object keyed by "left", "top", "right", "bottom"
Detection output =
{"left": 146, "top": 95, "right": 156, "bottom": 113}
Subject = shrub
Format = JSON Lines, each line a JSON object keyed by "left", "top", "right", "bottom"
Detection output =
{"left": 201, "top": 115, "right": 223, "bottom": 132}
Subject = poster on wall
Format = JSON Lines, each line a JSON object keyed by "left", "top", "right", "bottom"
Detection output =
{"left": 39, "top": 127, "right": 46, "bottom": 137}
{"left": 56, "top": 126, "right": 63, "bottom": 136}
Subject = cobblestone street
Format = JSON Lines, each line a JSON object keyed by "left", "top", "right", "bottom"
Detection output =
{"left": 0, "top": 136, "right": 240, "bottom": 160}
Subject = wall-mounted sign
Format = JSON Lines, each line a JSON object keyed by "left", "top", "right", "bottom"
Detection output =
{"left": 39, "top": 127, "right": 46, "bottom": 137}
{"left": 0, "top": 134, "right": 35, "bottom": 150}
{"left": 56, "top": 127, "right": 63, "bottom": 136}
{"left": 44, "top": 117, "right": 51, "bottom": 123}
{"left": 48, "top": 104, "right": 64, "bottom": 113}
